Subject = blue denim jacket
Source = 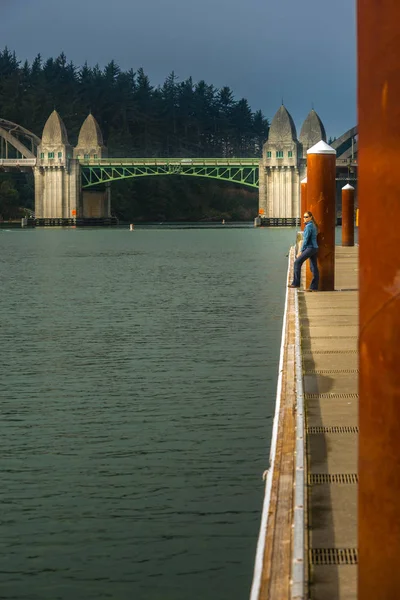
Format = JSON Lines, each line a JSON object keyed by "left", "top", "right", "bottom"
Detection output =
{"left": 302, "top": 221, "right": 318, "bottom": 251}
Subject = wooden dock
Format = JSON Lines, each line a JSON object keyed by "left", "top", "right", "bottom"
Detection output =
{"left": 251, "top": 246, "right": 358, "bottom": 600}
{"left": 302, "top": 246, "right": 358, "bottom": 599}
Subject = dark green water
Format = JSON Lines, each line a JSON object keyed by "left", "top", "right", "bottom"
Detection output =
{"left": 1, "top": 225, "right": 296, "bottom": 600}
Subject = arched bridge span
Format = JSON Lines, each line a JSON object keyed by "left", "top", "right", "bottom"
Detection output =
{"left": 0, "top": 119, "right": 40, "bottom": 159}
{"left": 80, "top": 158, "right": 260, "bottom": 189}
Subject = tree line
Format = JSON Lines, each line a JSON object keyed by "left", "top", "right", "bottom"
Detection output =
{"left": 0, "top": 48, "right": 269, "bottom": 220}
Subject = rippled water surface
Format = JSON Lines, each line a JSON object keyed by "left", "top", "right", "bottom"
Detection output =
{"left": 1, "top": 225, "right": 296, "bottom": 600}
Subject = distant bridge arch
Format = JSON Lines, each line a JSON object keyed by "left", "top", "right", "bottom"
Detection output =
{"left": 0, "top": 119, "right": 41, "bottom": 159}
{"left": 80, "top": 159, "right": 260, "bottom": 189}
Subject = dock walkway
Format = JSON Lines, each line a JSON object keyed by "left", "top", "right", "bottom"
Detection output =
{"left": 251, "top": 246, "right": 358, "bottom": 600}
{"left": 301, "top": 246, "right": 358, "bottom": 599}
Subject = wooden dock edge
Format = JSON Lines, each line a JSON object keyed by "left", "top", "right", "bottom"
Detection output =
{"left": 250, "top": 247, "right": 308, "bottom": 600}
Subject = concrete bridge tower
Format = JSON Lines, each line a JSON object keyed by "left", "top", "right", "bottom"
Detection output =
{"left": 259, "top": 105, "right": 301, "bottom": 222}
{"left": 258, "top": 106, "right": 327, "bottom": 224}
{"left": 299, "top": 108, "right": 327, "bottom": 158}
{"left": 34, "top": 111, "right": 111, "bottom": 224}
{"left": 34, "top": 110, "right": 81, "bottom": 221}
{"left": 74, "top": 114, "right": 111, "bottom": 220}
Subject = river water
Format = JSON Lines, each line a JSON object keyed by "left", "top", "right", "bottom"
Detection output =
{"left": 1, "top": 224, "right": 296, "bottom": 600}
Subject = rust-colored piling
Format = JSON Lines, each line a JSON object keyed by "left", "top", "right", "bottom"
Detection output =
{"left": 358, "top": 0, "right": 400, "bottom": 598}
{"left": 341, "top": 184, "right": 355, "bottom": 246}
{"left": 300, "top": 177, "right": 307, "bottom": 231}
{"left": 306, "top": 141, "right": 336, "bottom": 291}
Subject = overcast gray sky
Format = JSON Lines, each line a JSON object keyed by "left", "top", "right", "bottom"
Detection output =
{"left": 1, "top": 0, "right": 356, "bottom": 138}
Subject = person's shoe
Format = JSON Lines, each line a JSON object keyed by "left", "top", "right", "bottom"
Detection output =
{"left": 305, "top": 289, "right": 318, "bottom": 292}
{"left": 288, "top": 284, "right": 299, "bottom": 288}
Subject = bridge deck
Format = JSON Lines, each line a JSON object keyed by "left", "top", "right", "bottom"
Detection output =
{"left": 0, "top": 158, "right": 36, "bottom": 166}
{"left": 0, "top": 156, "right": 357, "bottom": 170}
{"left": 301, "top": 246, "right": 358, "bottom": 599}
{"left": 78, "top": 157, "right": 261, "bottom": 166}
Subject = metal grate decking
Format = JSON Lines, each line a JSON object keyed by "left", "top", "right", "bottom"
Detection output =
{"left": 310, "top": 548, "right": 358, "bottom": 566}
{"left": 303, "top": 349, "right": 358, "bottom": 355}
{"left": 301, "top": 335, "right": 358, "bottom": 339}
{"left": 301, "top": 246, "right": 359, "bottom": 599}
{"left": 305, "top": 393, "right": 359, "bottom": 399}
{"left": 308, "top": 473, "right": 359, "bottom": 485}
{"left": 305, "top": 369, "right": 359, "bottom": 374}
{"left": 307, "top": 426, "right": 359, "bottom": 434}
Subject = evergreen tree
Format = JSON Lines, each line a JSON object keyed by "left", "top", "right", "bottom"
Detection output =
{"left": 0, "top": 48, "right": 270, "bottom": 221}
{"left": 0, "top": 178, "right": 19, "bottom": 219}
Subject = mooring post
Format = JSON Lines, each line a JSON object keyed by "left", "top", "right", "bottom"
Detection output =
{"left": 341, "top": 184, "right": 355, "bottom": 246}
{"left": 305, "top": 141, "right": 336, "bottom": 291}
{"left": 358, "top": 0, "right": 400, "bottom": 597}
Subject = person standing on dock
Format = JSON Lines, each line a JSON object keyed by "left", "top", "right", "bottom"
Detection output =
{"left": 288, "top": 212, "right": 319, "bottom": 291}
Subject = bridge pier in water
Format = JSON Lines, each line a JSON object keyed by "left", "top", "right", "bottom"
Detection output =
{"left": 34, "top": 111, "right": 113, "bottom": 226}
{"left": 257, "top": 106, "right": 326, "bottom": 226}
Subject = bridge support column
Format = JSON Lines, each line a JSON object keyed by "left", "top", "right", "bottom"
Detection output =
{"left": 106, "top": 183, "right": 111, "bottom": 217}
{"left": 300, "top": 178, "right": 307, "bottom": 231}
{"left": 68, "top": 160, "right": 82, "bottom": 219}
{"left": 34, "top": 160, "right": 82, "bottom": 222}
{"left": 290, "top": 166, "right": 300, "bottom": 220}
{"left": 259, "top": 165, "right": 301, "bottom": 225}
{"left": 82, "top": 187, "right": 111, "bottom": 219}
{"left": 258, "top": 161, "right": 267, "bottom": 218}
{"left": 34, "top": 168, "right": 44, "bottom": 218}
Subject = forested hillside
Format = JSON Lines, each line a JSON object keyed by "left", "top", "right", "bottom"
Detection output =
{"left": 0, "top": 48, "right": 269, "bottom": 220}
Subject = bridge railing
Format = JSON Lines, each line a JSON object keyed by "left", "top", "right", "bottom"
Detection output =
{"left": 78, "top": 157, "right": 261, "bottom": 167}
{"left": 336, "top": 158, "right": 358, "bottom": 166}
{"left": 0, "top": 158, "right": 37, "bottom": 167}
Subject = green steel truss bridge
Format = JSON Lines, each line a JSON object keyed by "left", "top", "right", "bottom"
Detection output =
{"left": 79, "top": 158, "right": 260, "bottom": 189}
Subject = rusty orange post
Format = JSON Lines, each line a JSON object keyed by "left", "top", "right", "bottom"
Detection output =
{"left": 300, "top": 177, "right": 307, "bottom": 231}
{"left": 341, "top": 184, "right": 355, "bottom": 246}
{"left": 358, "top": 0, "right": 400, "bottom": 598}
{"left": 306, "top": 141, "right": 336, "bottom": 291}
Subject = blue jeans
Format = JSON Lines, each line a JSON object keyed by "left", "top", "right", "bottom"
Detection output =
{"left": 292, "top": 247, "right": 319, "bottom": 290}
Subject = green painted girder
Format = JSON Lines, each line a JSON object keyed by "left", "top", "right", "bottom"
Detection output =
{"left": 80, "top": 158, "right": 260, "bottom": 189}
